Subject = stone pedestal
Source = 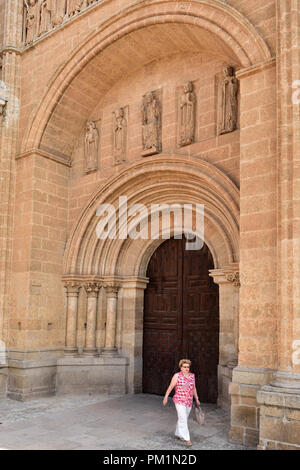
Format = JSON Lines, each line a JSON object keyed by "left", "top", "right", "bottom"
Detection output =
{"left": 218, "top": 363, "right": 236, "bottom": 410}
{"left": 0, "top": 366, "right": 8, "bottom": 398}
{"left": 229, "top": 366, "right": 274, "bottom": 448}
{"left": 257, "top": 373, "right": 300, "bottom": 450}
{"left": 56, "top": 355, "right": 129, "bottom": 395}
{"left": 7, "top": 359, "right": 58, "bottom": 401}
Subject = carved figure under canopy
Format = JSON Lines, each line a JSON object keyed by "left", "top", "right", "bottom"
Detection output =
{"left": 113, "top": 108, "right": 127, "bottom": 164}
{"left": 38, "top": 0, "right": 54, "bottom": 36}
{"left": 178, "top": 81, "right": 195, "bottom": 147}
{"left": 84, "top": 121, "right": 99, "bottom": 173}
{"left": 52, "top": 0, "right": 67, "bottom": 26}
{"left": 141, "top": 91, "right": 161, "bottom": 157}
{"left": 220, "top": 65, "right": 239, "bottom": 135}
{"left": 24, "top": 0, "right": 39, "bottom": 44}
{"left": 67, "top": 0, "right": 83, "bottom": 16}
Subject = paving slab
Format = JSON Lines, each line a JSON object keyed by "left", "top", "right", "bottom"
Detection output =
{"left": 0, "top": 393, "right": 250, "bottom": 450}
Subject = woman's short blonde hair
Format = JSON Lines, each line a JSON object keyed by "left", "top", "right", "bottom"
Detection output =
{"left": 179, "top": 359, "right": 191, "bottom": 368}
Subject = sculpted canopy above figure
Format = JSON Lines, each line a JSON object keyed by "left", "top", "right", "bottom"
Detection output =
{"left": 24, "top": 0, "right": 100, "bottom": 44}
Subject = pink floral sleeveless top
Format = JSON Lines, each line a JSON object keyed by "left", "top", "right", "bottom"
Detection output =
{"left": 173, "top": 371, "right": 195, "bottom": 407}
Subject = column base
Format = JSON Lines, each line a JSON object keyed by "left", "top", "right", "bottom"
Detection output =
{"left": 229, "top": 366, "right": 274, "bottom": 448}
{"left": 217, "top": 363, "right": 236, "bottom": 410}
{"left": 257, "top": 372, "right": 300, "bottom": 450}
{"left": 101, "top": 347, "right": 118, "bottom": 357}
{"left": 0, "top": 365, "right": 8, "bottom": 398}
{"left": 64, "top": 347, "right": 78, "bottom": 356}
{"left": 82, "top": 347, "right": 98, "bottom": 357}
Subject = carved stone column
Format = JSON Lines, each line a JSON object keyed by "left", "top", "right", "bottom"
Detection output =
{"left": 102, "top": 284, "right": 120, "bottom": 356}
{"left": 83, "top": 282, "right": 101, "bottom": 356}
{"left": 64, "top": 282, "right": 81, "bottom": 355}
{"left": 209, "top": 267, "right": 240, "bottom": 366}
{"left": 209, "top": 266, "right": 240, "bottom": 410}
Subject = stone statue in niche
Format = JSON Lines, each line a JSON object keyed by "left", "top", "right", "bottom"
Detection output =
{"left": 38, "top": 0, "right": 53, "bottom": 36}
{"left": 113, "top": 107, "right": 127, "bottom": 165}
{"left": 67, "top": 0, "right": 83, "bottom": 17}
{"left": 84, "top": 121, "right": 99, "bottom": 173}
{"left": 178, "top": 81, "right": 195, "bottom": 147}
{"left": 24, "top": 0, "right": 39, "bottom": 44}
{"left": 141, "top": 91, "right": 161, "bottom": 157}
{"left": 219, "top": 65, "right": 239, "bottom": 135}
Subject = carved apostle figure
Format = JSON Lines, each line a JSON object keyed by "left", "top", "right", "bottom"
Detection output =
{"left": 38, "top": 0, "right": 54, "bottom": 36}
{"left": 52, "top": 0, "right": 66, "bottom": 26}
{"left": 24, "top": 0, "right": 39, "bottom": 44}
{"left": 220, "top": 65, "right": 239, "bottom": 135}
{"left": 141, "top": 91, "right": 161, "bottom": 156}
{"left": 67, "top": 0, "right": 83, "bottom": 16}
{"left": 84, "top": 121, "right": 99, "bottom": 173}
{"left": 178, "top": 81, "right": 195, "bottom": 147}
{"left": 113, "top": 108, "right": 127, "bottom": 164}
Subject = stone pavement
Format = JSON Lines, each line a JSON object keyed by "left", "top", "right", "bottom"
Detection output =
{"left": 0, "top": 393, "right": 249, "bottom": 450}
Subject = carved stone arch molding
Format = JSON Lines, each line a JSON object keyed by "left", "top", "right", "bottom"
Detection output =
{"left": 60, "top": 154, "right": 240, "bottom": 400}
{"left": 63, "top": 154, "right": 239, "bottom": 276}
{"left": 22, "top": 0, "right": 272, "bottom": 156}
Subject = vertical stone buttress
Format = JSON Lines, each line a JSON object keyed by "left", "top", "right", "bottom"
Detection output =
{"left": 0, "top": 0, "right": 23, "bottom": 392}
{"left": 256, "top": 0, "right": 300, "bottom": 450}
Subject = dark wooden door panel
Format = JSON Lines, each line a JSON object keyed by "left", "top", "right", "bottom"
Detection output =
{"left": 143, "top": 236, "right": 219, "bottom": 402}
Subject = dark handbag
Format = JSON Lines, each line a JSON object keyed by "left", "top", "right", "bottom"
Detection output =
{"left": 193, "top": 404, "right": 205, "bottom": 425}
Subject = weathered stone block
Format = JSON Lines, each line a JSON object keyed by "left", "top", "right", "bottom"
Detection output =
{"left": 231, "top": 405, "right": 257, "bottom": 428}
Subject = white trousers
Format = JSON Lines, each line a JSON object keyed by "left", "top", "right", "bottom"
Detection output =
{"left": 174, "top": 403, "right": 192, "bottom": 441}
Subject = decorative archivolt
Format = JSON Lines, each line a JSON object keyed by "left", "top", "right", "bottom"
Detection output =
{"left": 24, "top": 0, "right": 99, "bottom": 45}
{"left": 23, "top": 0, "right": 272, "bottom": 154}
{"left": 63, "top": 154, "right": 240, "bottom": 277}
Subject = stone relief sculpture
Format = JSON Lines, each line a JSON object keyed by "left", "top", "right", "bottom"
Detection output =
{"left": 24, "top": 0, "right": 39, "bottom": 44}
{"left": 178, "top": 81, "right": 196, "bottom": 147}
{"left": 24, "top": 0, "right": 100, "bottom": 44}
{"left": 84, "top": 121, "right": 99, "bottom": 173}
{"left": 113, "top": 107, "right": 127, "bottom": 164}
{"left": 219, "top": 65, "right": 239, "bottom": 135}
{"left": 52, "top": 0, "right": 66, "bottom": 26}
{"left": 141, "top": 91, "right": 161, "bottom": 157}
{"left": 67, "top": 0, "right": 83, "bottom": 17}
{"left": 38, "top": 0, "right": 53, "bottom": 36}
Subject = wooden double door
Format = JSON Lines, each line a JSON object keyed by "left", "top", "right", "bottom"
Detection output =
{"left": 142, "top": 236, "right": 219, "bottom": 402}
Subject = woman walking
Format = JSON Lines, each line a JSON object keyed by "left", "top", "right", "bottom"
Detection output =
{"left": 163, "top": 359, "right": 200, "bottom": 447}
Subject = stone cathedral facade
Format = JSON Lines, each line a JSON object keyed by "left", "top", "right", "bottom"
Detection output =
{"left": 0, "top": 0, "right": 299, "bottom": 450}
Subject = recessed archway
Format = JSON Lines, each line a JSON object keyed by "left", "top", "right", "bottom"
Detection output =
{"left": 61, "top": 154, "right": 239, "bottom": 402}
{"left": 22, "top": 0, "right": 272, "bottom": 156}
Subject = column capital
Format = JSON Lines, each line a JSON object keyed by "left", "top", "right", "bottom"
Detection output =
{"left": 64, "top": 281, "right": 82, "bottom": 295}
{"left": 104, "top": 282, "right": 120, "bottom": 297}
{"left": 84, "top": 282, "right": 101, "bottom": 297}
{"left": 209, "top": 267, "right": 240, "bottom": 287}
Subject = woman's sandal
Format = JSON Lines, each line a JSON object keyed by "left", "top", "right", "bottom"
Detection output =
{"left": 185, "top": 440, "right": 193, "bottom": 447}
